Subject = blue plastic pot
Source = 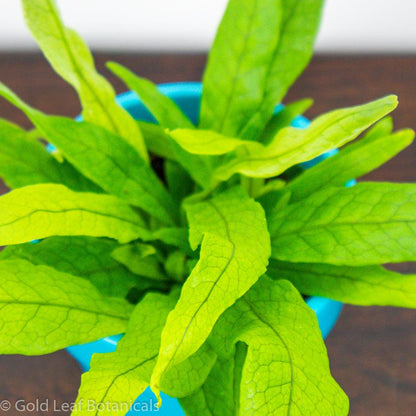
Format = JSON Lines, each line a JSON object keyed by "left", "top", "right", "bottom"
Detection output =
{"left": 66, "top": 82, "right": 343, "bottom": 416}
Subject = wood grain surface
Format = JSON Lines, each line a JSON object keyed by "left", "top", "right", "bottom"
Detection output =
{"left": 0, "top": 54, "right": 415, "bottom": 415}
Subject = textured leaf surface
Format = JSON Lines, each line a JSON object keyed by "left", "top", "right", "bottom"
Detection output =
{"left": 270, "top": 182, "right": 416, "bottom": 265}
{"left": 210, "top": 277, "right": 349, "bottom": 415}
{"left": 180, "top": 355, "right": 237, "bottom": 416}
{"left": 269, "top": 260, "right": 416, "bottom": 308}
{"left": 0, "top": 119, "right": 98, "bottom": 191}
{"left": 72, "top": 292, "right": 174, "bottom": 416}
{"left": 22, "top": 0, "right": 148, "bottom": 160}
{"left": 215, "top": 96, "right": 398, "bottom": 180}
{"left": 199, "top": 0, "right": 281, "bottom": 138}
{"left": 287, "top": 128, "right": 414, "bottom": 202}
{"left": 169, "top": 128, "right": 260, "bottom": 155}
{"left": 0, "top": 184, "right": 148, "bottom": 245}
{"left": 160, "top": 342, "right": 217, "bottom": 399}
{"left": 151, "top": 187, "right": 270, "bottom": 397}
{"left": 108, "top": 62, "right": 193, "bottom": 129}
{"left": 0, "top": 83, "right": 177, "bottom": 225}
{"left": 239, "top": 0, "right": 324, "bottom": 140}
{"left": 36, "top": 116, "right": 178, "bottom": 225}
{"left": 73, "top": 292, "right": 216, "bottom": 416}
{"left": 0, "top": 237, "right": 144, "bottom": 297}
{"left": 0, "top": 259, "right": 132, "bottom": 354}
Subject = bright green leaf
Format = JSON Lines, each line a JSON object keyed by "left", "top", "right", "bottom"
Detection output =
{"left": 72, "top": 292, "right": 174, "bottom": 416}
{"left": 22, "top": 0, "right": 148, "bottom": 160}
{"left": 179, "top": 354, "right": 238, "bottom": 416}
{"left": 287, "top": 128, "right": 414, "bottom": 202}
{"left": 72, "top": 291, "right": 216, "bottom": 415}
{"left": 199, "top": 0, "right": 281, "bottom": 139}
{"left": 259, "top": 98, "right": 314, "bottom": 144}
{"left": 269, "top": 260, "right": 416, "bottom": 308}
{"left": 39, "top": 117, "right": 179, "bottom": 225}
{"left": 0, "top": 118, "right": 99, "bottom": 192}
{"left": 210, "top": 277, "right": 349, "bottom": 415}
{"left": 137, "top": 121, "right": 213, "bottom": 189}
{"left": 139, "top": 121, "right": 176, "bottom": 160}
{"left": 160, "top": 342, "right": 217, "bottom": 399}
{"left": 169, "top": 128, "right": 259, "bottom": 155}
{"left": 108, "top": 62, "right": 193, "bottom": 129}
{"left": 0, "top": 83, "right": 177, "bottom": 225}
{"left": 215, "top": 95, "right": 398, "bottom": 180}
{"left": 150, "top": 187, "right": 270, "bottom": 397}
{"left": 270, "top": 182, "right": 416, "bottom": 265}
{"left": 0, "top": 237, "right": 147, "bottom": 297}
{"left": 361, "top": 116, "right": 394, "bottom": 140}
{"left": 0, "top": 184, "right": 149, "bottom": 245}
{"left": 0, "top": 259, "right": 132, "bottom": 355}
{"left": 239, "top": 0, "right": 325, "bottom": 140}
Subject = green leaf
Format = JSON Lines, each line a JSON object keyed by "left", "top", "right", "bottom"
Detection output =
{"left": 239, "top": 0, "right": 325, "bottom": 140}
{"left": 165, "top": 160, "right": 194, "bottom": 205}
{"left": 107, "top": 62, "right": 193, "bottom": 129}
{"left": 0, "top": 237, "right": 147, "bottom": 297}
{"left": 72, "top": 292, "right": 174, "bottom": 416}
{"left": 160, "top": 342, "right": 217, "bottom": 399}
{"left": 72, "top": 291, "right": 216, "bottom": 415}
{"left": 139, "top": 121, "right": 176, "bottom": 160}
{"left": 287, "top": 128, "right": 414, "bottom": 202}
{"left": 179, "top": 354, "right": 238, "bottom": 416}
{"left": 209, "top": 277, "right": 349, "bottom": 415}
{"left": 215, "top": 95, "right": 398, "bottom": 181}
{"left": 0, "top": 119, "right": 99, "bottom": 192}
{"left": 111, "top": 243, "right": 167, "bottom": 281}
{"left": 361, "top": 116, "right": 394, "bottom": 139}
{"left": 199, "top": 0, "right": 281, "bottom": 139}
{"left": 151, "top": 227, "right": 193, "bottom": 256}
{"left": 0, "top": 83, "right": 178, "bottom": 225}
{"left": 40, "top": 117, "right": 178, "bottom": 225}
{"left": 270, "top": 182, "right": 416, "bottom": 265}
{"left": 150, "top": 187, "right": 270, "bottom": 397}
{"left": 22, "top": 0, "right": 148, "bottom": 161}
{"left": 138, "top": 122, "right": 213, "bottom": 189}
{"left": 169, "top": 129, "right": 259, "bottom": 155}
{"left": 164, "top": 250, "right": 187, "bottom": 282}
{"left": 269, "top": 260, "right": 416, "bottom": 308}
{"left": 0, "top": 184, "right": 149, "bottom": 245}
{"left": 258, "top": 98, "right": 314, "bottom": 144}
{"left": 0, "top": 259, "right": 132, "bottom": 355}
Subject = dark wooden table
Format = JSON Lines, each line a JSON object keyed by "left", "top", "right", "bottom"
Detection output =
{"left": 0, "top": 54, "right": 415, "bottom": 415}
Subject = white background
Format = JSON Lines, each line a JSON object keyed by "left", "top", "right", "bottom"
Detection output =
{"left": 0, "top": 0, "right": 415, "bottom": 52}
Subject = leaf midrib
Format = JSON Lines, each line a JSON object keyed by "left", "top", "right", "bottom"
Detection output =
{"left": 44, "top": 0, "right": 119, "bottom": 134}
{"left": 244, "top": 298, "right": 294, "bottom": 416}
{"left": 0, "top": 206, "right": 144, "bottom": 229}
{"left": 163, "top": 200, "right": 236, "bottom": 374}
{"left": 274, "top": 262, "right": 416, "bottom": 294}
{"left": 274, "top": 217, "right": 416, "bottom": 239}
{"left": 94, "top": 354, "right": 157, "bottom": 416}
{"left": 217, "top": 0, "right": 260, "bottom": 133}
{"left": 0, "top": 299, "right": 129, "bottom": 321}
{"left": 224, "top": 103, "right": 390, "bottom": 175}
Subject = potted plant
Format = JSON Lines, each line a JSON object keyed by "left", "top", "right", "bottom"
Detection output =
{"left": 0, "top": 0, "right": 415, "bottom": 415}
